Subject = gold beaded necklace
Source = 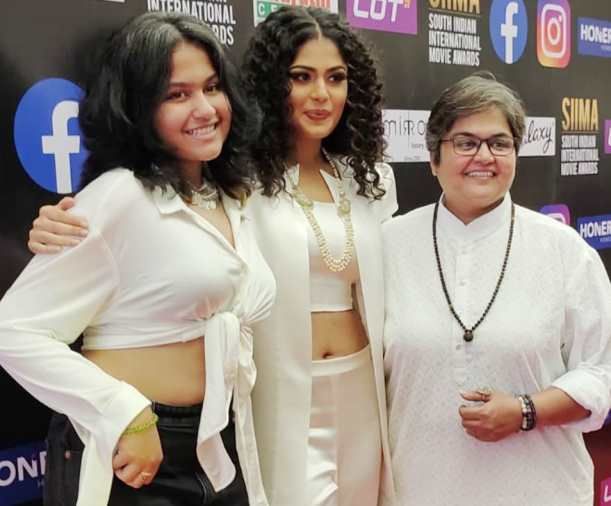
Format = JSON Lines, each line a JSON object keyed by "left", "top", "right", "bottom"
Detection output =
{"left": 289, "top": 152, "right": 355, "bottom": 273}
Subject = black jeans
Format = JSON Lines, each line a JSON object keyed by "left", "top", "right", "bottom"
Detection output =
{"left": 44, "top": 403, "right": 248, "bottom": 506}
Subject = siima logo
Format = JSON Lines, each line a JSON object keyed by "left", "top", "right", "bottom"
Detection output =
{"left": 346, "top": 0, "right": 417, "bottom": 35}
{"left": 561, "top": 97, "right": 598, "bottom": 132}
{"left": 489, "top": 0, "right": 528, "bottom": 64}
{"left": 0, "top": 442, "right": 46, "bottom": 505}
{"left": 605, "top": 120, "right": 611, "bottom": 155}
{"left": 537, "top": 0, "right": 571, "bottom": 68}
{"left": 577, "top": 215, "right": 611, "bottom": 251}
{"left": 578, "top": 18, "right": 611, "bottom": 59}
{"left": 14, "top": 78, "right": 88, "bottom": 194}
{"left": 540, "top": 204, "right": 570, "bottom": 225}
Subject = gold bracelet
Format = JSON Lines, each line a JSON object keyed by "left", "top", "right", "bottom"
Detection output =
{"left": 122, "top": 413, "right": 159, "bottom": 436}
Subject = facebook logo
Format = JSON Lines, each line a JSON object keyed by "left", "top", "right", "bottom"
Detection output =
{"left": 13, "top": 78, "right": 88, "bottom": 194}
{"left": 490, "top": 0, "right": 528, "bottom": 64}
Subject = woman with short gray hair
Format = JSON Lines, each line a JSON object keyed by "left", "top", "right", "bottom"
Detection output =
{"left": 383, "top": 72, "right": 611, "bottom": 505}
{"left": 425, "top": 70, "right": 526, "bottom": 165}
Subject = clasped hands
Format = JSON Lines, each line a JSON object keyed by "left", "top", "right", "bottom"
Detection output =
{"left": 459, "top": 389, "right": 523, "bottom": 442}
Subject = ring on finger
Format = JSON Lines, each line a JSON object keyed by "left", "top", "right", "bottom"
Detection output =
{"left": 476, "top": 387, "right": 492, "bottom": 398}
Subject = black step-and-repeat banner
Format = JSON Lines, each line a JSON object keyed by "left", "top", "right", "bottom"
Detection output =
{"left": 1, "top": 1, "right": 610, "bottom": 504}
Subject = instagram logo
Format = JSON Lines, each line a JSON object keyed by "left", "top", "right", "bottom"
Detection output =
{"left": 537, "top": 0, "right": 571, "bottom": 68}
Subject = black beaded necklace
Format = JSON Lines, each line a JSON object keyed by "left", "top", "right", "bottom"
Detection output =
{"left": 432, "top": 200, "right": 515, "bottom": 342}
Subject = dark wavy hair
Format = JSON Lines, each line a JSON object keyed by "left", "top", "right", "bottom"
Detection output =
{"left": 79, "top": 12, "right": 258, "bottom": 199}
{"left": 242, "top": 7, "right": 386, "bottom": 199}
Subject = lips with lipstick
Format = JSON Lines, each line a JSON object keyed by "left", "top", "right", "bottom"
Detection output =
{"left": 304, "top": 109, "right": 331, "bottom": 121}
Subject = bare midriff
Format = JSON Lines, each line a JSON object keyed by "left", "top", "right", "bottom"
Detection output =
{"left": 311, "top": 309, "right": 368, "bottom": 360}
{"left": 83, "top": 338, "right": 205, "bottom": 405}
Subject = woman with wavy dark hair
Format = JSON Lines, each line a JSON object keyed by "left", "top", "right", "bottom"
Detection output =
{"left": 0, "top": 12, "right": 275, "bottom": 506}
{"left": 28, "top": 7, "right": 396, "bottom": 506}
{"left": 241, "top": 7, "right": 397, "bottom": 506}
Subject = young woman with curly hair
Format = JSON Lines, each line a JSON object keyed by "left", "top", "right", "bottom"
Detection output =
{"left": 240, "top": 7, "right": 397, "bottom": 506}
{"left": 27, "top": 7, "right": 397, "bottom": 506}
{"left": 3, "top": 12, "right": 275, "bottom": 506}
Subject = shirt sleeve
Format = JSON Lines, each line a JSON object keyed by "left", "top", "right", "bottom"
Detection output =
{"left": 551, "top": 242, "right": 611, "bottom": 432}
{"left": 375, "top": 163, "right": 399, "bottom": 223}
{"left": 0, "top": 223, "right": 150, "bottom": 462}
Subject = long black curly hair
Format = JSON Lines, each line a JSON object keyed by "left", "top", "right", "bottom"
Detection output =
{"left": 79, "top": 12, "right": 259, "bottom": 200}
{"left": 242, "top": 7, "right": 386, "bottom": 199}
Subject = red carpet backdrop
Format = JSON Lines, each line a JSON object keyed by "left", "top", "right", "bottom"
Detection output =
{"left": 1, "top": 1, "right": 610, "bottom": 504}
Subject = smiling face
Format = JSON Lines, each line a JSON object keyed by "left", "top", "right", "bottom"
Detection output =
{"left": 287, "top": 36, "right": 348, "bottom": 146}
{"left": 431, "top": 107, "right": 517, "bottom": 223}
{"left": 154, "top": 42, "right": 231, "bottom": 176}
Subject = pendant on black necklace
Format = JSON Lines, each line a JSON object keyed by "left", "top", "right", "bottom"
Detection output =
{"left": 432, "top": 201, "right": 515, "bottom": 343}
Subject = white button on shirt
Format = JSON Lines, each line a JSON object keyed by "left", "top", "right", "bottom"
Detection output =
{"left": 0, "top": 169, "right": 275, "bottom": 506}
{"left": 382, "top": 195, "right": 611, "bottom": 506}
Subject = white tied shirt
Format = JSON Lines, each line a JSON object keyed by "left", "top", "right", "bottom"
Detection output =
{"left": 382, "top": 195, "right": 611, "bottom": 506}
{"left": 0, "top": 169, "right": 275, "bottom": 506}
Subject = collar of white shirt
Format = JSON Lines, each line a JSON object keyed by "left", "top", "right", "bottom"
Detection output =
{"left": 438, "top": 192, "right": 513, "bottom": 243}
{"left": 150, "top": 185, "right": 248, "bottom": 223}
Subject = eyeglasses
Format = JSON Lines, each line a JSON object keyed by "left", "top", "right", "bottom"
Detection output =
{"left": 440, "top": 134, "right": 517, "bottom": 157}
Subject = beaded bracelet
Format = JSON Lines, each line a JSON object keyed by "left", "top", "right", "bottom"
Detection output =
{"left": 517, "top": 394, "right": 537, "bottom": 431}
{"left": 122, "top": 413, "right": 159, "bottom": 436}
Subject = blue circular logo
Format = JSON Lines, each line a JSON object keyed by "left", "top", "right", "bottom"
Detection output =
{"left": 13, "top": 78, "right": 88, "bottom": 194}
{"left": 490, "top": 0, "right": 528, "bottom": 64}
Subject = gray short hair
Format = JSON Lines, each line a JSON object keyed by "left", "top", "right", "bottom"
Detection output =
{"left": 425, "top": 71, "right": 526, "bottom": 165}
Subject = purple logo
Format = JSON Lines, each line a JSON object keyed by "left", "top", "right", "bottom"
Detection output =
{"left": 540, "top": 204, "right": 570, "bottom": 225}
{"left": 605, "top": 120, "right": 611, "bottom": 155}
{"left": 346, "top": 0, "right": 417, "bottom": 35}
{"left": 601, "top": 476, "right": 611, "bottom": 505}
{"left": 577, "top": 214, "right": 611, "bottom": 251}
{"left": 0, "top": 442, "right": 46, "bottom": 505}
{"left": 578, "top": 18, "right": 611, "bottom": 59}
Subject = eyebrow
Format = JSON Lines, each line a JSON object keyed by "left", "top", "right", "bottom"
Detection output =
{"left": 288, "top": 65, "right": 347, "bottom": 72}
{"left": 167, "top": 74, "right": 219, "bottom": 88}
{"left": 452, "top": 131, "right": 513, "bottom": 138}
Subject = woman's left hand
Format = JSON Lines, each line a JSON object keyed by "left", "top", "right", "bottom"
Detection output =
{"left": 459, "top": 390, "right": 522, "bottom": 442}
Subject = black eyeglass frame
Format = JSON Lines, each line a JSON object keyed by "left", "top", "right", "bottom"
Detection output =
{"left": 440, "top": 134, "right": 518, "bottom": 157}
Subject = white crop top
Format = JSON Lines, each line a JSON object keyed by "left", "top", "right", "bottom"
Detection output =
{"left": 307, "top": 201, "right": 360, "bottom": 312}
{"left": 0, "top": 169, "right": 276, "bottom": 506}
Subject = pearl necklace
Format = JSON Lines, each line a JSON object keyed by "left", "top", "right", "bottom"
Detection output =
{"left": 289, "top": 153, "right": 355, "bottom": 273}
{"left": 184, "top": 180, "right": 220, "bottom": 210}
{"left": 150, "top": 163, "right": 221, "bottom": 211}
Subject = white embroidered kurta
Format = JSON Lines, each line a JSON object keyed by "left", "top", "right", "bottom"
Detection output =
{"left": 247, "top": 159, "right": 398, "bottom": 506}
{"left": 0, "top": 169, "right": 276, "bottom": 506}
{"left": 382, "top": 195, "right": 611, "bottom": 506}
